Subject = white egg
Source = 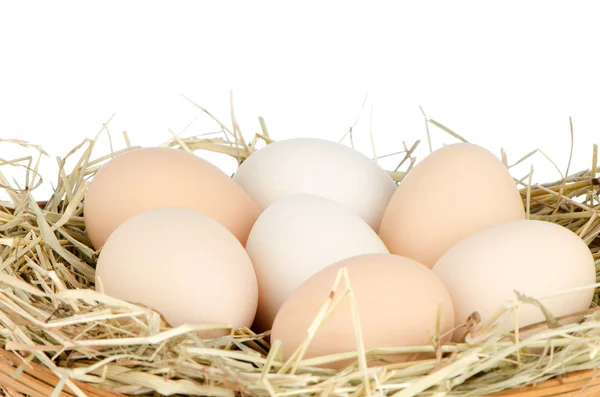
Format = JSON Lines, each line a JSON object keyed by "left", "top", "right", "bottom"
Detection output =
{"left": 233, "top": 138, "right": 397, "bottom": 231}
{"left": 245, "top": 194, "right": 390, "bottom": 332}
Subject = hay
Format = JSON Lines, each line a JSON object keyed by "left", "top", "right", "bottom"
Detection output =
{"left": 0, "top": 99, "right": 599, "bottom": 397}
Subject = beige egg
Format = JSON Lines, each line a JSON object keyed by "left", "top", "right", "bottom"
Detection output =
{"left": 432, "top": 219, "right": 596, "bottom": 341}
{"left": 84, "top": 147, "right": 260, "bottom": 249}
{"left": 95, "top": 207, "right": 258, "bottom": 336}
{"left": 379, "top": 143, "right": 525, "bottom": 268}
{"left": 271, "top": 253, "right": 454, "bottom": 369}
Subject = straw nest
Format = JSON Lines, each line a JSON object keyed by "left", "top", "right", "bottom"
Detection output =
{"left": 0, "top": 100, "right": 599, "bottom": 397}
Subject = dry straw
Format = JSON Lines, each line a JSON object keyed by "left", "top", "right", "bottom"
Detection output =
{"left": 0, "top": 98, "right": 599, "bottom": 397}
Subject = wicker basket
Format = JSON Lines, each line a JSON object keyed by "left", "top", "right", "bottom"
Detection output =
{"left": 492, "top": 370, "right": 600, "bottom": 397}
{"left": 1, "top": 346, "right": 598, "bottom": 396}
{"left": 0, "top": 349, "right": 123, "bottom": 397}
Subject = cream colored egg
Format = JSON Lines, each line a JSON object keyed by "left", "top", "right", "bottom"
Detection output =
{"left": 84, "top": 147, "right": 260, "bottom": 249}
{"left": 432, "top": 219, "right": 596, "bottom": 341}
{"left": 271, "top": 253, "right": 455, "bottom": 369}
{"left": 379, "top": 143, "right": 525, "bottom": 268}
{"left": 245, "top": 194, "right": 389, "bottom": 332}
{"left": 233, "top": 138, "right": 397, "bottom": 231}
{"left": 95, "top": 207, "right": 258, "bottom": 335}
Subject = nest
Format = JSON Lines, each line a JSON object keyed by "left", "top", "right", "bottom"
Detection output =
{"left": 0, "top": 100, "right": 599, "bottom": 397}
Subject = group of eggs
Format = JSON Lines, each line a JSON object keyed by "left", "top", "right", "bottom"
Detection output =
{"left": 83, "top": 138, "right": 596, "bottom": 368}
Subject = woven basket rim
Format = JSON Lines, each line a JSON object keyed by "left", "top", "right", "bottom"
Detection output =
{"left": 2, "top": 345, "right": 598, "bottom": 397}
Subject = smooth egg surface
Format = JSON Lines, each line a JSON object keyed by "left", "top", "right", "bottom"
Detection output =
{"left": 95, "top": 207, "right": 258, "bottom": 336}
{"left": 245, "top": 194, "right": 389, "bottom": 332}
{"left": 84, "top": 147, "right": 260, "bottom": 249}
{"left": 432, "top": 219, "right": 596, "bottom": 341}
{"left": 271, "top": 253, "right": 454, "bottom": 369}
{"left": 233, "top": 138, "right": 397, "bottom": 231}
{"left": 379, "top": 143, "right": 525, "bottom": 268}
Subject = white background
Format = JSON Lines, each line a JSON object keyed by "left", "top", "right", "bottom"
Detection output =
{"left": 1, "top": 1, "right": 599, "bottom": 200}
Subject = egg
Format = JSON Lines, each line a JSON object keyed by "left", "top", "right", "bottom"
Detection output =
{"left": 379, "top": 143, "right": 525, "bottom": 268}
{"left": 271, "top": 253, "right": 454, "bottom": 369}
{"left": 95, "top": 207, "right": 258, "bottom": 335}
{"left": 432, "top": 219, "right": 596, "bottom": 341}
{"left": 233, "top": 138, "right": 396, "bottom": 231}
{"left": 84, "top": 147, "right": 260, "bottom": 249}
{"left": 245, "top": 194, "right": 389, "bottom": 332}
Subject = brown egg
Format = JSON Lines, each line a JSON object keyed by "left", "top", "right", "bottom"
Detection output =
{"left": 271, "top": 253, "right": 454, "bottom": 369}
{"left": 379, "top": 143, "right": 525, "bottom": 268}
{"left": 83, "top": 147, "right": 260, "bottom": 249}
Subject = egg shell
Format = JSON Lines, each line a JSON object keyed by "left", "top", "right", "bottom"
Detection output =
{"left": 84, "top": 147, "right": 260, "bottom": 249}
{"left": 245, "top": 194, "right": 389, "bottom": 332}
{"left": 232, "top": 138, "right": 397, "bottom": 231}
{"left": 95, "top": 207, "right": 258, "bottom": 336}
{"left": 432, "top": 219, "right": 596, "bottom": 341}
{"left": 379, "top": 142, "right": 525, "bottom": 268}
{"left": 271, "top": 253, "right": 455, "bottom": 369}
